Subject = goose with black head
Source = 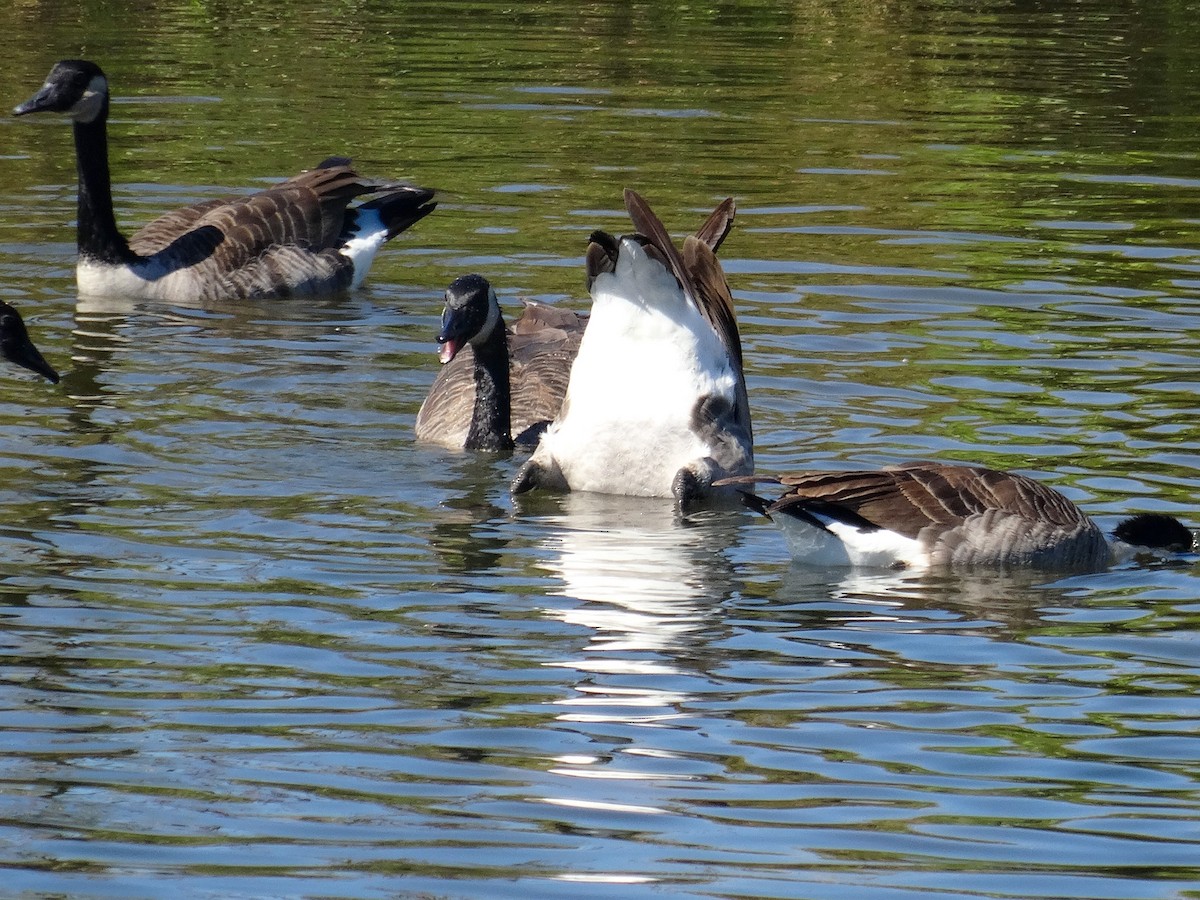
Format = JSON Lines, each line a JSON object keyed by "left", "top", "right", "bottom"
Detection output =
{"left": 13, "top": 60, "right": 436, "bottom": 303}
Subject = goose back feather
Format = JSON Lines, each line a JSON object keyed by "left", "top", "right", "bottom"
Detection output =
{"left": 14, "top": 60, "right": 436, "bottom": 303}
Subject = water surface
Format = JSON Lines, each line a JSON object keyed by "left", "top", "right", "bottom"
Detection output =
{"left": 0, "top": 2, "right": 1198, "bottom": 898}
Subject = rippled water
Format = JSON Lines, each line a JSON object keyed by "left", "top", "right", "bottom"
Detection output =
{"left": 1, "top": 2, "right": 1198, "bottom": 898}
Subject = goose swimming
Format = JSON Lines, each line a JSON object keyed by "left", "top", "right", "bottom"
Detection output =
{"left": 415, "top": 274, "right": 586, "bottom": 451}
{"left": 512, "top": 189, "right": 752, "bottom": 504}
{"left": 722, "top": 462, "right": 1194, "bottom": 570}
{"left": 13, "top": 59, "right": 436, "bottom": 303}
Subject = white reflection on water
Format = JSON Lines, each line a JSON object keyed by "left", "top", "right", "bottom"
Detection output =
{"left": 534, "top": 492, "right": 739, "bottom": 657}
{"left": 525, "top": 493, "right": 742, "bottom": 745}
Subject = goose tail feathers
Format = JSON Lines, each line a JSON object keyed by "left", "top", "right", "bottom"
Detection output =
{"left": 358, "top": 187, "right": 438, "bottom": 241}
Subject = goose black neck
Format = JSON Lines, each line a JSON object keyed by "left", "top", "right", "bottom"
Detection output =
{"left": 464, "top": 319, "right": 514, "bottom": 452}
{"left": 71, "top": 103, "right": 135, "bottom": 266}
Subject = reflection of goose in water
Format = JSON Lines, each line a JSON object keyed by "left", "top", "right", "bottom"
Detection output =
{"left": 422, "top": 454, "right": 517, "bottom": 578}
{"left": 533, "top": 493, "right": 740, "bottom": 664}
{"left": 765, "top": 563, "right": 1092, "bottom": 635}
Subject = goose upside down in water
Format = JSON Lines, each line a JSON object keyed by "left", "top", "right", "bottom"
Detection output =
{"left": 512, "top": 189, "right": 752, "bottom": 505}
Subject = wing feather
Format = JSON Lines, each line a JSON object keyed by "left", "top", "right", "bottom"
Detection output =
{"left": 771, "top": 463, "right": 1092, "bottom": 539}
{"left": 693, "top": 197, "right": 735, "bottom": 253}
{"left": 126, "top": 162, "right": 429, "bottom": 283}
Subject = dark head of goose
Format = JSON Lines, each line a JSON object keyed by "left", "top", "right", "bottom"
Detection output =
{"left": 437, "top": 274, "right": 501, "bottom": 365}
{"left": 1111, "top": 513, "right": 1195, "bottom": 553}
{"left": 0, "top": 301, "right": 59, "bottom": 383}
{"left": 13, "top": 59, "right": 107, "bottom": 123}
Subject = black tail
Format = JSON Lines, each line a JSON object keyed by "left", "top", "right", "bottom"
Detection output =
{"left": 362, "top": 187, "right": 438, "bottom": 240}
{"left": 737, "top": 491, "right": 773, "bottom": 518}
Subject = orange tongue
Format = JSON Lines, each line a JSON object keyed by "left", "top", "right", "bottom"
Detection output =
{"left": 438, "top": 339, "right": 460, "bottom": 364}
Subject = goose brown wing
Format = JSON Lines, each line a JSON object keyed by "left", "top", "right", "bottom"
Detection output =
{"left": 693, "top": 197, "right": 735, "bottom": 254}
{"left": 127, "top": 163, "right": 392, "bottom": 270}
{"left": 900, "top": 462, "right": 1090, "bottom": 528}
{"left": 769, "top": 469, "right": 934, "bottom": 539}
{"left": 682, "top": 234, "right": 750, "bottom": 441}
{"left": 623, "top": 188, "right": 690, "bottom": 284}
{"left": 508, "top": 302, "right": 585, "bottom": 441}
{"left": 623, "top": 190, "right": 746, "bottom": 374}
{"left": 509, "top": 299, "right": 587, "bottom": 338}
{"left": 772, "top": 463, "right": 1090, "bottom": 539}
{"left": 127, "top": 198, "right": 230, "bottom": 256}
{"left": 415, "top": 353, "right": 475, "bottom": 448}
{"left": 681, "top": 233, "right": 745, "bottom": 373}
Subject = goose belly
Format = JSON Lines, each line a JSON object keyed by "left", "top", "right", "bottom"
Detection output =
{"left": 541, "top": 289, "right": 739, "bottom": 497}
{"left": 547, "top": 403, "right": 715, "bottom": 496}
{"left": 78, "top": 249, "right": 348, "bottom": 303}
{"left": 78, "top": 260, "right": 245, "bottom": 304}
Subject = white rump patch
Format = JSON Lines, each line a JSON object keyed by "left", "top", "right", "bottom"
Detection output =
{"left": 774, "top": 512, "right": 929, "bottom": 569}
{"left": 340, "top": 207, "right": 390, "bottom": 288}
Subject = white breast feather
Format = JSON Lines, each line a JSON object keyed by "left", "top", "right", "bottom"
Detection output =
{"left": 537, "top": 238, "right": 738, "bottom": 497}
{"left": 78, "top": 257, "right": 233, "bottom": 304}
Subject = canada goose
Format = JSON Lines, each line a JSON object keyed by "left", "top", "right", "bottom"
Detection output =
{"left": 0, "top": 301, "right": 59, "bottom": 383}
{"left": 721, "top": 462, "right": 1195, "bottom": 570}
{"left": 415, "top": 274, "right": 586, "bottom": 451}
{"left": 511, "top": 189, "right": 752, "bottom": 504}
{"left": 13, "top": 59, "right": 436, "bottom": 303}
